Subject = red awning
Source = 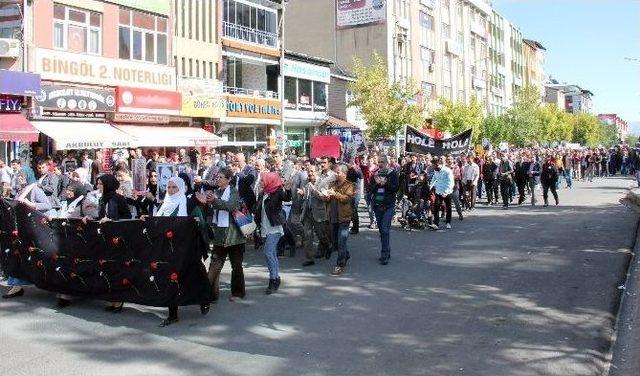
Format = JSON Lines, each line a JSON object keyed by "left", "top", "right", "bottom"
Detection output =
{"left": 0, "top": 114, "right": 39, "bottom": 142}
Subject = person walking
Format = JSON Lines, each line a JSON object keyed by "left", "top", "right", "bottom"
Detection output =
{"left": 483, "top": 156, "right": 499, "bottom": 205}
{"left": 300, "top": 165, "right": 333, "bottom": 267}
{"left": 327, "top": 164, "right": 355, "bottom": 275}
{"left": 540, "top": 156, "right": 560, "bottom": 207}
{"left": 498, "top": 154, "right": 514, "bottom": 209}
{"left": 429, "top": 158, "right": 454, "bottom": 230}
{"left": 462, "top": 156, "right": 480, "bottom": 210}
{"left": 368, "top": 156, "right": 399, "bottom": 265}
{"left": 528, "top": 156, "right": 542, "bottom": 206}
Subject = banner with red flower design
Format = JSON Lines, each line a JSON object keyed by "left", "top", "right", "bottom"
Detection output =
{"left": 0, "top": 199, "right": 211, "bottom": 307}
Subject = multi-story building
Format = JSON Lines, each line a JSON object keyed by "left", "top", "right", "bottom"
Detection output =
{"left": 544, "top": 85, "right": 566, "bottom": 109}
{"left": 545, "top": 83, "right": 593, "bottom": 114}
{"left": 219, "top": 0, "right": 283, "bottom": 150}
{"left": 598, "top": 113, "right": 628, "bottom": 141}
{"left": 522, "top": 39, "right": 545, "bottom": 97}
{"left": 506, "top": 21, "right": 524, "bottom": 103}
{"left": 488, "top": 10, "right": 507, "bottom": 114}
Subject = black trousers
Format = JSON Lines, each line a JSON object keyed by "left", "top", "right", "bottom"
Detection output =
{"left": 516, "top": 179, "right": 527, "bottom": 203}
{"left": 434, "top": 194, "right": 452, "bottom": 225}
{"left": 351, "top": 197, "right": 360, "bottom": 231}
{"left": 500, "top": 179, "right": 512, "bottom": 207}
{"left": 208, "top": 243, "right": 246, "bottom": 300}
{"left": 484, "top": 179, "right": 498, "bottom": 204}
{"left": 542, "top": 182, "right": 558, "bottom": 205}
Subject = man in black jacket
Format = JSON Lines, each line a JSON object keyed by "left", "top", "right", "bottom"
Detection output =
{"left": 482, "top": 156, "right": 499, "bottom": 205}
{"left": 368, "top": 156, "right": 399, "bottom": 265}
{"left": 541, "top": 156, "right": 559, "bottom": 206}
{"left": 514, "top": 155, "right": 531, "bottom": 205}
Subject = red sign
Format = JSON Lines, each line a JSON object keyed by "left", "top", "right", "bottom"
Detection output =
{"left": 311, "top": 135, "right": 341, "bottom": 159}
{"left": 115, "top": 87, "right": 181, "bottom": 115}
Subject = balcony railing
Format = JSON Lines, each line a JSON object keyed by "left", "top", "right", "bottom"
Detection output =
{"left": 223, "top": 21, "right": 278, "bottom": 49}
{"left": 224, "top": 86, "right": 279, "bottom": 100}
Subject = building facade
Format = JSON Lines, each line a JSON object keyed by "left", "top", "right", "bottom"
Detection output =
{"left": 598, "top": 113, "right": 628, "bottom": 141}
{"left": 522, "top": 38, "right": 545, "bottom": 97}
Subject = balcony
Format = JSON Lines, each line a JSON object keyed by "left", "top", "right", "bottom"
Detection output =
{"left": 223, "top": 21, "right": 278, "bottom": 50}
{"left": 472, "top": 77, "right": 486, "bottom": 89}
{"left": 223, "top": 86, "right": 278, "bottom": 99}
{"left": 471, "top": 22, "right": 487, "bottom": 39}
{"left": 446, "top": 40, "right": 460, "bottom": 56}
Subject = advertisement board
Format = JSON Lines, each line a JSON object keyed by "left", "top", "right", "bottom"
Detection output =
{"left": 35, "top": 85, "right": 115, "bottom": 114}
{"left": 336, "top": 0, "right": 386, "bottom": 29}
{"left": 115, "top": 87, "right": 181, "bottom": 115}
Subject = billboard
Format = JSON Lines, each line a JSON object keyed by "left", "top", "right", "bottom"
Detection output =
{"left": 336, "top": 0, "right": 386, "bottom": 29}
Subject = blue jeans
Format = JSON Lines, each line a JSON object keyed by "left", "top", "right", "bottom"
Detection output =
{"left": 332, "top": 222, "right": 350, "bottom": 267}
{"left": 564, "top": 168, "right": 573, "bottom": 188}
{"left": 364, "top": 193, "right": 376, "bottom": 224}
{"left": 263, "top": 232, "right": 281, "bottom": 279}
{"left": 374, "top": 205, "right": 394, "bottom": 260}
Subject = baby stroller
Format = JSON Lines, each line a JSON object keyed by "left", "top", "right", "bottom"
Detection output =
{"left": 398, "top": 196, "right": 428, "bottom": 231}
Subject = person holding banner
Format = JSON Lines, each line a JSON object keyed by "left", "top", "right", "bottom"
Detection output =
{"left": 368, "top": 156, "right": 399, "bottom": 265}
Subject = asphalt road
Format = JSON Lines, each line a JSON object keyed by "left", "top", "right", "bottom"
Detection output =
{"left": 0, "top": 176, "right": 636, "bottom": 376}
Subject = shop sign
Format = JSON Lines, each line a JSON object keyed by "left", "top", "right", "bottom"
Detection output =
{"left": 41, "top": 110, "right": 106, "bottom": 119}
{"left": 178, "top": 78, "right": 223, "bottom": 96}
{"left": 0, "top": 96, "right": 22, "bottom": 112}
{"left": 284, "top": 59, "right": 331, "bottom": 83}
{"left": 181, "top": 95, "right": 226, "bottom": 118}
{"left": 35, "top": 85, "right": 115, "bottom": 113}
{"left": 336, "top": 0, "right": 386, "bottom": 29}
{"left": 0, "top": 71, "right": 41, "bottom": 96}
{"left": 35, "top": 48, "right": 176, "bottom": 91}
{"left": 112, "top": 112, "right": 170, "bottom": 124}
{"left": 226, "top": 95, "right": 281, "bottom": 120}
{"left": 115, "top": 87, "right": 181, "bottom": 115}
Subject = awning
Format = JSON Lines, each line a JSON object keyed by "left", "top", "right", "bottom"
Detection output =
{"left": 0, "top": 114, "right": 40, "bottom": 142}
{"left": 324, "top": 116, "right": 358, "bottom": 129}
{"left": 114, "top": 125, "right": 222, "bottom": 147}
{"left": 31, "top": 121, "right": 136, "bottom": 150}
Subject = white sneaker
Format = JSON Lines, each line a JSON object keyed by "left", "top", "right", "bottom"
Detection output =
{"left": 445, "top": 223, "right": 452, "bottom": 229}
{"left": 428, "top": 224, "right": 439, "bottom": 230}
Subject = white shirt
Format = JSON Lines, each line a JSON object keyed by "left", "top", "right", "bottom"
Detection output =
{"left": 462, "top": 163, "right": 480, "bottom": 185}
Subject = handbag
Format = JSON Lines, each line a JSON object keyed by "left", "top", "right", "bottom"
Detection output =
{"left": 232, "top": 203, "right": 257, "bottom": 237}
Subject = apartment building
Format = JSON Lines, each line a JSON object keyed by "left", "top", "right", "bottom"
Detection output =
{"left": 598, "top": 113, "right": 628, "bottom": 141}
{"left": 545, "top": 83, "right": 593, "bottom": 114}
{"left": 219, "top": 0, "right": 283, "bottom": 150}
{"left": 522, "top": 39, "right": 545, "bottom": 97}
{"left": 285, "top": 0, "right": 540, "bottom": 127}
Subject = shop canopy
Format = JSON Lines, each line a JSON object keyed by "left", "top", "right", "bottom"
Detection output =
{"left": 0, "top": 114, "right": 40, "bottom": 143}
{"left": 113, "top": 125, "right": 222, "bottom": 148}
{"left": 31, "top": 121, "right": 136, "bottom": 150}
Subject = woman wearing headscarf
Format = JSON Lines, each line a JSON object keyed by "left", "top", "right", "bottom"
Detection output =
{"left": 196, "top": 167, "right": 246, "bottom": 303}
{"left": 146, "top": 176, "right": 210, "bottom": 327}
{"left": 70, "top": 168, "right": 93, "bottom": 192}
{"left": 254, "top": 172, "right": 290, "bottom": 295}
{"left": 94, "top": 174, "right": 132, "bottom": 313}
{"left": 2, "top": 172, "right": 52, "bottom": 299}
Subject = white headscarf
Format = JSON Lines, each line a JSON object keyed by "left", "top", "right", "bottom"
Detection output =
{"left": 73, "top": 168, "right": 90, "bottom": 185}
{"left": 156, "top": 176, "right": 188, "bottom": 217}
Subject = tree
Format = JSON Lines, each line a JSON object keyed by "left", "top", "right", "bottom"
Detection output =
{"left": 504, "top": 85, "right": 542, "bottom": 146}
{"left": 349, "top": 52, "right": 423, "bottom": 139}
{"left": 481, "top": 113, "right": 509, "bottom": 145}
{"left": 599, "top": 122, "right": 619, "bottom": 146}
{"left": 537, "top": 104, "right": 573, "bottom": 144}
{"left": 571, "top": 112, "right": 602, "bottom": 146}
{"left": 432, "top": 97, "right": 484, "bottom": 142}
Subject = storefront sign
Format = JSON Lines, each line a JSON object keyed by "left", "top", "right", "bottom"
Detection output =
{"left": 336, "top": 0, "right": 386, "bottom": 29}
{"left": 226, "top": 95, "right": 281, "bottom": 120}
{"left": 35, "top": 48, "right": 176, "bottom": 91}
{"left": 181, "top": 95, "right": 226, "bottom": 118}
{"left": 0, "top": 96, "right": 22, "bottom": 112}
{"left": 0, "top": 71, "right": 41, "bottom": 96}
{"left": 35, "top": 85, "right": 115, "bottom": 113}
{"left": 284, "top": 60, "right": 331, "bottom": 84}
{"left": 112, "top": 113, "right": 170, "bottom": 124}
{"left": 115, "top": 87, "right": 181, "bottom": 115}
{"left": 178, "top": 78, "right": 223, "bottom": 96}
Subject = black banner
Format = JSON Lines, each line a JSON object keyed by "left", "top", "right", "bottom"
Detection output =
{"left": 404, "top": 126, "right": 473, "bottom": 156}
{"left": 0, "top": 200, "right": 210, "bottom": 307}
{"left": 35, "top": 85, "right": 116, "bottom": 113}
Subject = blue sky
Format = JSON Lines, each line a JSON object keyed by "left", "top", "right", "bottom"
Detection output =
{"left": 492, "top": 0, "right": 640, "bottom": 130}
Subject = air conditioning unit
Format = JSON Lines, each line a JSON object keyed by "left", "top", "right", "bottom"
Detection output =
{"left": 0, "top": 39, "right": 20, "bottom": 58}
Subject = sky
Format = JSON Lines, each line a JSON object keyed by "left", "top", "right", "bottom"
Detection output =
{"left": 492, "top": 0, "right": 640, "bottom": 132}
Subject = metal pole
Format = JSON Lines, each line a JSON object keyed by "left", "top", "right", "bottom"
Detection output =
{"left": 279, "top": 3, "right": 286, "bottom": 154}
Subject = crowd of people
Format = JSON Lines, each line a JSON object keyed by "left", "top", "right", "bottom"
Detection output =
{"left": 0, "top": 143, "right": 633, "bottom": 326}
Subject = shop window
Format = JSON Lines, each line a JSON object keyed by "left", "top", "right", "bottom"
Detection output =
{"left": 313, "top": 82, "right": 327, "bottom": 112}
{"left": 225, "top": 57, "right": 243, "bottom": 88}
{"left": 284, "top": 77, "right": 297, "bottom": 110}
{"left": 235, "top": 127, "right": 255, "bottom": 142}
{"left": 255, "top": 127, "right": 267, "bottom": 143}
{"left": 298, "top": 79, "right": 312, "bottom": 111}
{"left": 53, "top": 3, "right": 102, "bottom": 55}
{"left": 119, "top": 8, "right": 168, "bottom": 64}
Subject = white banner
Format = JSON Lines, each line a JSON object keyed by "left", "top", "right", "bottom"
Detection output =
{"left": 336, "top": 0, "right": 386, "bottom": 29}
{"left": 35, "top": 48, "right": 176, "bottom": 91}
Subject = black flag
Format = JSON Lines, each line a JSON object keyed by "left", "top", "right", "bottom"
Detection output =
{"left": 404, "top": 126, "right": 473, "bottom": 156}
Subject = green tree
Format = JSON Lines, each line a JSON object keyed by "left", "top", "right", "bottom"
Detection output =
{"left": 504, "top": 85, "right": 542, "bottom": 146}
{"left": 432, "top": 97, "right": 484, "bottom": 142}
{"left": 481, "top": 113, "right": 510, "bottom": 145}
{"left": 571, "top": 112, "right": 602, "bottom": 146}
{"left": 349, "top": 52, "right": 423, "bottom": 139}
{"left": 599, "top": 122, "right": 619, "bottom": 146}
{"left": 537, "top": 104, "right": 573, "bottom": 144}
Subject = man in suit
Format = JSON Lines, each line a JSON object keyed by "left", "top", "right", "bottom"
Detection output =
{"left": 35, "top": 159, "right": 60, "bottom": 209}
{"left": 286, "top": 159, "right": 308, "bottom": 248}
{"left": 300, "top": 165, "right": 332, "bottom": 267}
{"left": 194, "top": 153, "right": 219, "bottom": 192}
{"left": 232, "top": 152, "right": 257, "bottom": 212}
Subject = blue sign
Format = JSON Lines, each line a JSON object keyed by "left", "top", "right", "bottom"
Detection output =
{"left": 0, "top": 70, "right": 41, "bottom": 96}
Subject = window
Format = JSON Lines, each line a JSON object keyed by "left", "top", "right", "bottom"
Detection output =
{"left": 421, "top": 47, "right": 435, "bottom": 65}
{"left": 209, "top": 62, "right": 214, "bottom": 79}
{"left": 225, "top": 57, "right": 242, "bottom": 87}
{"left": 53, "top": 4, "right": 102, "bottom": 55}
{"left": 195, "top": 0, "right": 199, "bottom": 40}
{"left": 422, "top": 82, "right": 434, "bottom": 98}
{"left": 298, "top": 79, "right": 312, "bottom": 111}
{"left": 313, "top": 82, "right": 327, "bottom": 111}
{"left": 420, "top": 11, "right": 434, "bottom": 31}
{"left": 181, "top": 57, "right": 186, "bottom": 77}
{"left": 196, "top": 59, "right": 200, "bottom": 77}
{"left": 284, "top": 77, "right": 297, "bottom": 109}
{"left": 443, "top": 54, "right": 451, "bottom": 71}
{"left": 189, "top": 58, "right": 193, "bottom": 77}
{"left": 222, "top": 0, "right": 278, "bottom": 47}
{"left": 119, "top": 8, "right": 168, "bottom": 64}
{"left": 188, "top": 0, "right": 192, "bottom": 38}
{"left": 202, "top": 61, "right": 207, "bottom": 79}
{"left": 441, "top": 22, "right": 450, "bottom": 39}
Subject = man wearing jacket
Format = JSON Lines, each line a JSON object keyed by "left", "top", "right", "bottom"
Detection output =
{"left": 300, "top": 165, "right": 333, "bottom": 267}
{"left": 429, "top": 157, "right": 455, "bottom": 230}
{"left": 327, "top": 164, "right": 355, "bottom": 275}
{"left": 541, "top": 156, "right": 560, "bottom": 206}
{"left": 36, "top": 159, "right": 60, "bottom": 209}
{"left": 462, "top": 156, "right": 480, "bottom": 210}
{"left": 368, "top": 156, "right": 399, "bottom": 265}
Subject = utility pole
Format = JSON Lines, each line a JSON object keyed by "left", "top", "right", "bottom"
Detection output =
{"left": 278, "top": 1, "right": 288, "bottom": 154}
